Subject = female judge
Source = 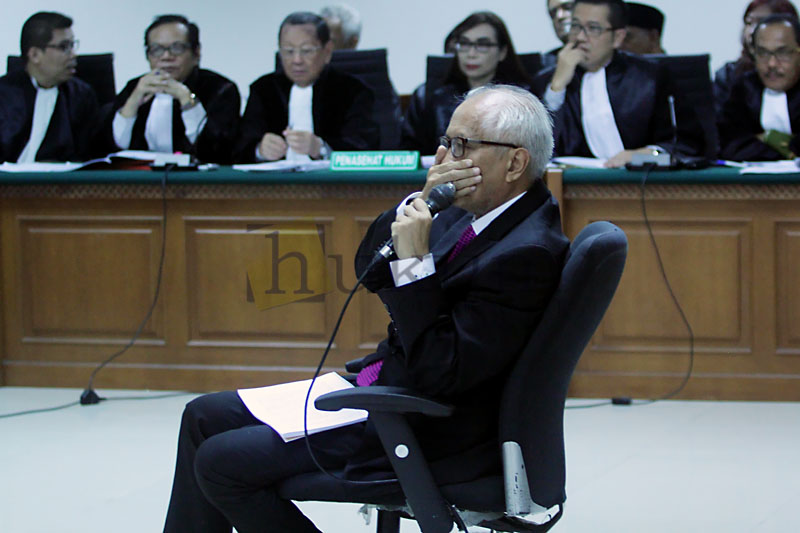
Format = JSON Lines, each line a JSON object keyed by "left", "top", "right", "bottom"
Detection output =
{"left": 401, "top": 11, "right": 532, "bottom": 154}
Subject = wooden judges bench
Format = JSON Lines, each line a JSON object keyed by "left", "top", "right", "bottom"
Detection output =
{"left": 2, "top": 166, "right": 800, "bottom": 401}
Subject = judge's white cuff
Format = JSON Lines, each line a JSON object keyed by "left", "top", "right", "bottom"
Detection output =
{"left": 112, "top": 112, "right": 136, "bottom": 149}
{"left": 390, "top": 253, "right": 435, "bottom": 287}
{"left": 181, "top": 101, "right": 207, "bottom": 144}
{"left": 544, "top": 85, "right": 566, "bottom": 112}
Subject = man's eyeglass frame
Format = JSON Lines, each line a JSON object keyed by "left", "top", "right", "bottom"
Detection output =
{"left": 440, "top": 135, "right": 519, "bottom": 158}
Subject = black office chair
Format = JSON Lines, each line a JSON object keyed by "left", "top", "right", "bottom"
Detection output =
{"left": 7, "top": 53, "right": 116, "bottom": 106}
{"left": 645, "top": 54, "right": 719, "bottom": 159}
{"left": 425, "top": 52, "right": 542, "bottom": 89}
{"left": 279, "top": 221, "right": 628, "bottom": 532}
{"left": 274, "top": 48, "right": 403, "bottom": 150}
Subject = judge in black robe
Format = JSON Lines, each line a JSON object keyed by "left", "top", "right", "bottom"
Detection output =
{"left": 718, "top": 70, "right": 800, "bottom": 161}
{"left": 106, "top": 67, "right": 240, "bottom": 164}
{"left": 533, "top": 51, "right": 683, "bottom": 158}
{"left": 0, "top": 69, "right": 99, "bottom": 163}
{"left": 234, "top": 66, "right": 377, "bottom": 162}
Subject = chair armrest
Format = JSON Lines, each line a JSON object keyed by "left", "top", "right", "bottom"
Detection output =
{"left": 344, "top": 357, "right": 365, "bottom": 373}
{"left": 315, "top": 386, "right": 454, "bottom": 417}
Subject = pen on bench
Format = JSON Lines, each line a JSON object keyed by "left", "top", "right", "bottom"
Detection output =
{"left": 715, "top": 160, "right": 748, "bottom": 168}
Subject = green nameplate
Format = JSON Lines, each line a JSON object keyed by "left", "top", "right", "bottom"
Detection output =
{"left": 330, "top": 151, "right": 420, "bottom": 171}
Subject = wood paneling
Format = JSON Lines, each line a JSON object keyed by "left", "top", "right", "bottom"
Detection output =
{"left": 775, "top": 222, "right": 800, "bottom": 356}
{"left": 563, "top": 185, "right": 800, "bottom": 401}
{"left": 4, "top": 180, "right": 800, "bottom": 399}
{"left": 18, "top": 216, "right": 164, "bottom": 343}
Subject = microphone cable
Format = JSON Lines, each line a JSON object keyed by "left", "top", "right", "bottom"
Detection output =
{"left": 567, "top": 163, "right": 695, "bottom": 410}
{"left": 79, "top": 163, "right": 172, "bottom": 405}
{"left": 301, "top": 183, "right": 456, "bottom": 485}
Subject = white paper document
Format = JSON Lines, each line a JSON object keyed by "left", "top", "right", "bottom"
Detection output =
{"left": 232, "top": 160, "right": 330, "bottom": 172}
{"left": 551, "top": 156, "right": 609, "bottom": 169}
{"left": 237, "top": 372, "right": 367, "bottom": 442}
{"left": 739, "top": 160, "right": 800, "bottom": 174}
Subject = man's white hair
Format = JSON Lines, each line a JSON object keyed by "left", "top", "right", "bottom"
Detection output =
{"left": 319, "top": 4, "right": 362, "bottom": 42}
{"left": 465, "top": 84, "right": 554, "bottom": 181}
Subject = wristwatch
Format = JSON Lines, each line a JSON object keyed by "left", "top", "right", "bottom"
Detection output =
{"left": 181, "top": 92, "right": 197, "bottom": 111}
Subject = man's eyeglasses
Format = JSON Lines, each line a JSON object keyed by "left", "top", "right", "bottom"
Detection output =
{"left": 440, "top": 136, "right": 519, "bottom": 158}
{"left": 454, "top": 39, "right": 501, "bottom": 54}
{"left": 46, "top": 40, "right": 79, "bottom": 53}
{"left": 568, "top": 21, "right": 616, "bottom": 38}
{"left": 279, "top": 46, "right": 322, "bottom": 59}
{"left": 147, "top": 42, "right": 192, "bottom": 58}
{"left": 754, "top": 46, "right": 800, "bottom": 63}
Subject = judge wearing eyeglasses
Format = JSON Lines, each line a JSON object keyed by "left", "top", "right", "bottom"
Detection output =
{"left": 533, "top": 0, "right": 682, "bottom": 167}
{"left": 234, "top": 11, "right": 378, "bottom": 163}
{"left": 401, "top": 11, "right": 532, "bottom": 155}
{"left": 106, "top": 14, "right": 240, "bottom": 164}
{"left": 0, "top": 11, "right": 100, "bottom": 163}
{"left": 719, "top": 14, "right": 800, "bottom": 160}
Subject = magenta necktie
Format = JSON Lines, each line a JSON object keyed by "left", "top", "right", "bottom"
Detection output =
{"left": 446, "top": 224, "right": 476, "bottom": 263}
{"left": 356, "top": 224, "right": 477, "bottom": 387}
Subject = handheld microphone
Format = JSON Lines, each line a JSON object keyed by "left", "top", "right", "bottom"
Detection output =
{"left": 667, "top": 94, "right": 678, "bottom": 160}
{"left": 376, "top": 182, "right": 456, "bottom": 260}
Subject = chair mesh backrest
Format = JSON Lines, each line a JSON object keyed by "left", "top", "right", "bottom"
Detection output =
{"left": 645, "top": 53, "right": 717, "bottom": 158}
{"left": 7, "top": 53, "right": 116, "bottom": 106}
{"left": 499, "top": 221, "right": 627, "bottom": 508}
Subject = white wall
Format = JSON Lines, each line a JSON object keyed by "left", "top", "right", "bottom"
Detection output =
{"left": 0, "top": 0, "right": 747, "bottom": 99}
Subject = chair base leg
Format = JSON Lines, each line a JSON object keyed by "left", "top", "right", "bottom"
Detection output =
{"left": 376, "top": 510, "right": 401, "bottom": 533}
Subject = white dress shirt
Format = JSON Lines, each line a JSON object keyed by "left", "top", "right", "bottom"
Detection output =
{"left": 113, "top": 92, "right": 207, "bottom": 152}
{"left": 761, "top": 88, "right": 792, "bottom": 135}
{"left": 286, "top": 84, "right": 314, "bottom": 162}
{"left": 17, "top": 77, "right": 59, "bottom": 163}
{"left": 580, "top": 68, "right": 625, "bottom": 159}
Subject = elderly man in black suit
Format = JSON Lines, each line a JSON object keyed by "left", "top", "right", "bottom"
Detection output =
{"left": 0, "top": 11, "right": 99, "bottom": 163}
{"left": 235, "top": 11, "right": 378, "bottom": 163}
{"left": 162, "top": 84, "right": 569, "bottom": 533}
{"left": 719, "top": 14, "right": 800, "bottom": 160}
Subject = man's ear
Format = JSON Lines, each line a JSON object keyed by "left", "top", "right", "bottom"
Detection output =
{"left": 26, "top": 47, "right": 42, "bottom": 66}
{"left": 612, "top": 28, "right": 627, "bottom": 49}
{"left": 505, "top": 147, "right": 531, "bottom": 183}
{"left": 322, "top": 41, "right": 334, "bottom": 64}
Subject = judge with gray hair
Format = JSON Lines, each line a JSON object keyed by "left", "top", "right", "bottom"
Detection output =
{"left": 320, "top": 4, "right": 362, "bottom": 50}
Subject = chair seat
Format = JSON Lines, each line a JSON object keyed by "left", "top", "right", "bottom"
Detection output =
{"left": 279, "top": 471, "right": 506, "bottom": 512}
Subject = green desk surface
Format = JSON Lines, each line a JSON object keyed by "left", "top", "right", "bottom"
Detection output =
{"left": 1, "top": 165, "right": 799, "bottom": 185}
{"left": 0, "top": 167, "right": 430, "bottom": 185}
{"left": 561, "top": 165, "right": 800, "bottom": 184}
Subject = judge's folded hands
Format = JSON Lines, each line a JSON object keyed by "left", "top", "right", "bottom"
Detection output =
{"left": 391, "top": 145, "right": 482, "bottom": 259}
{"left": 257, "top": 129, "right": 323, "bottom": 160}
{"left": 119, "top": 69, "right": 194, "bottom": 118}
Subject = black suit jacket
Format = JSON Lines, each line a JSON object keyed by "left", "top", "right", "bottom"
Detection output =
{"left": 346, "top": 179, "right": 569, "bottom": 485}
{"left": 235, "top": 66, "right": 378, "bottom": 162}
{"left": 717, "top": 70, "right": 800, "bottom": 161}
{"left": 0, "top": 70, "right": 100, "bottom": 163}
{"left": 400, "top": 81, "right": 467, "bottom": 155}
{"left": 105, "top": 67, "right": 240, "bottom": 164}
{"left": 533, "top": 51, "right": 674, "bottom": 157}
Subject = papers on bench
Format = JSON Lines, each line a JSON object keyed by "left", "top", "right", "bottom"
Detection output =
{"left": 237, "top": 371, "right": 367, "bottom": 442}
{"left": 738, "top": 159, "right": 800, "bottom": 174}
{"left": 232, "top": 160, "right": 331, "bottom": 172}
{"left": 550, "top": 156, "right": 608, "bottom": 169}
{"left": 0, "top": 150, "right": 177, "bottom": 172}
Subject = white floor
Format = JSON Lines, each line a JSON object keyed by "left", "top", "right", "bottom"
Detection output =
{"left": 1, "top": 387, "right": 799, "bottom": 533}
